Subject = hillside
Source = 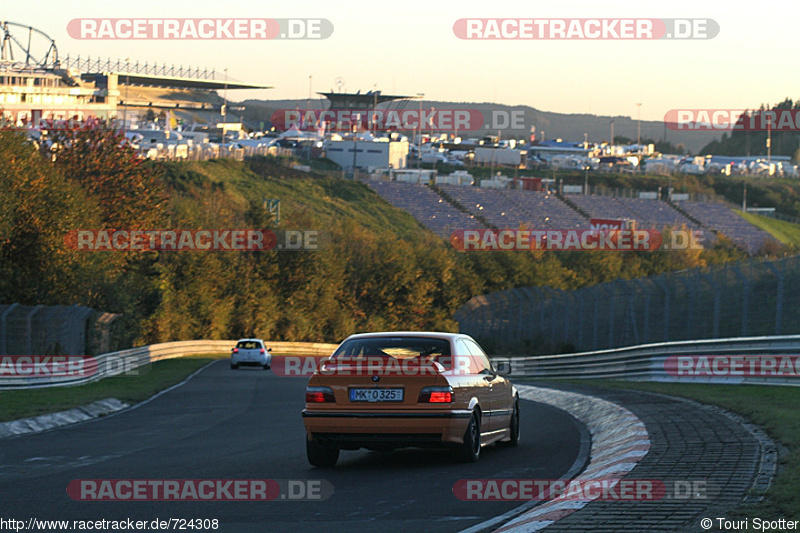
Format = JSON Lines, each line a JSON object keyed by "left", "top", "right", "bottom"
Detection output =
{"left": 0, "top": 130, "right": 775, "bottom": 349}
{"left": 739, "top": 211, "right": 800, "bottom": 246}
{"left": 238, "top": 98, "right": 720, "bottom": 153}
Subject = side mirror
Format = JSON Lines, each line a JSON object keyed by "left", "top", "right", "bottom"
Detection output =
{"left": 267, "top": 348, "right": 272, "bottom": 352}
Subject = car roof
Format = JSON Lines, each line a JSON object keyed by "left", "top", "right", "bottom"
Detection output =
{"left": 236, "top": 338, "right": 264, "bottom": 343}
{"left": 341, "top": 331, "right": 473, "bottom": 342}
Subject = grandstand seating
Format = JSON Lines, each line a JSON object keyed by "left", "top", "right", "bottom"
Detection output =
{"left": 674, "top": 200, "right": 775, "bottom": 253}
{"left": 366, "top": 180, "right": 485, "bottom": 238}
{"left": 367, "top": 178, "right": 775, "bottom": 254}
{"left": 569, "top": 195, "right": 698, "bottom": 230}
{"left": 439, "top": 185, "right": 588, "bottom": 229}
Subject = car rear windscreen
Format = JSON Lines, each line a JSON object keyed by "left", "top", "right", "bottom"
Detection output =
{"left": 332, "top": 337, "right": 452, "bottom": 367}
{"left": 236, "top": 341, "right": 260, "bottom": 349}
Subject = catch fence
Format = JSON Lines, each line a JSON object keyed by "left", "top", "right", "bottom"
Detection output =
{"left": 455, "top": 256, "right": 800, "bottom": 354}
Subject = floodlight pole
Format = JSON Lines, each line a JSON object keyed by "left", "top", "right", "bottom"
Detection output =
{"left": 123, "top": 57, "right": 130, "bottom": 136}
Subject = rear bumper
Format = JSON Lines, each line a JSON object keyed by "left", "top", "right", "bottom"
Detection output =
{"left": 231, "top": 355, "right": 271, "bottom": 366}
{"left": 302, "top": 409, "right": 472, "bottom": 445}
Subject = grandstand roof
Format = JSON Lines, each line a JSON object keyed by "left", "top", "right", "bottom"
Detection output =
{"left": 318, "top": 91, "right": 414, "bottom": 110}
{"left": 81, "top": 72, "right": 269, "bottom": 91}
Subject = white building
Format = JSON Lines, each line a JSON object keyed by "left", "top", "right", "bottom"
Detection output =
{"left": 324, "top": 139, "right": 408, "bottom": 170}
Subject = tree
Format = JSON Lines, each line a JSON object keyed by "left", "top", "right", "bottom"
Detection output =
{"left": 0, "top": 131, "right": 112, "bottom": 305}
{"left": 43, "top": 120, "right": 167, "bottom": 229}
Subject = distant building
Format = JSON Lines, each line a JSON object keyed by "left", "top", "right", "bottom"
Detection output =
{"left": 0, "top": 21, "right": 265, "bottom": 128}
{"left": 0, "top": 67, "right": 116, "bottom": 125}
{"left": 527, "top": 139, "right": 592, "bottom": 161}
{"left": 324, "top": 139, "right": 409, "bottom": 170}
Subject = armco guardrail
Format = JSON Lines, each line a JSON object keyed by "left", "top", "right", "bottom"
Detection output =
{"left": 490, "top": 334, "right": 800, "bottom": 386}
{"left": 7, "top": 335, "right": 799, "bottom": 389}
{"left": 0, "top": 340, "right": 338, "bottom": 390}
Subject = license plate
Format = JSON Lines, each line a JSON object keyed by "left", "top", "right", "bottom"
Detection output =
{"left": 349, "top": 388, "right": 404, "bottom": 402}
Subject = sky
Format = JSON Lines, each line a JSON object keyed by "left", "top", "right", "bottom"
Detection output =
{"left": 5, "top": 0, "right": 798, "bottom": 122}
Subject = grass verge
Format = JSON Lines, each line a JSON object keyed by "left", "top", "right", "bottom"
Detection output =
{"left": 738, "top": 210, "right": 800, "bottom": 246}
{"left": 0, "top": 354, "right": 224, "bottom": 423}
{"left": 530, "top": 379, "right": 800, "bottom": 523}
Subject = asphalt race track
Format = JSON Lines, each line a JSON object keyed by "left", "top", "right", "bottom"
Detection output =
{"left": 0, "top": 361, "right": 586, "bottom": 532}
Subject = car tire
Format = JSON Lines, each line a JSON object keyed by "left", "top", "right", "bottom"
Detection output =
{"left": 263, "top": 362, "right": 270, "bottom": 370}
{"left": 458, "top": 412, "right": 481, "bottom": 463}
{"left": 307, "top": 438, "right": 340, "bottom": 467}
{"left": 230, "top": 362, "right": 239, "bottom": 370}
{"left": 498, "top": 399, "right": 520, "bottom": 447}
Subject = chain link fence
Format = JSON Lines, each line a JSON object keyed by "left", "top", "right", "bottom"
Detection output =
{"left": 455, "top": 256, "right": 800, "bottom": 355}
{"left": 0, "top": 304, "right": 120, "bottom": 356}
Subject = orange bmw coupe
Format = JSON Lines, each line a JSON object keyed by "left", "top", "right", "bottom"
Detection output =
{"left": 302, "top": 332, "right": 519, "bottom": 467}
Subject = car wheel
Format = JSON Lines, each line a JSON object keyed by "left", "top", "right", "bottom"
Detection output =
{"left": 263, "top": 362, "right": 270, "bottom": 370}
{"left": 458, "top": 412, "right": 481, "bottom": 463}
{"left": 498, "top": 399, "right": 520, "bottom": 447}
{"left": 230, "top": 362, "right": 239, "bottom": 369}
{"left": 307, "top": 438, "right": 340, "bottom": 467}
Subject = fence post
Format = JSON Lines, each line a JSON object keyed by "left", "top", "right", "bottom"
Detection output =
{"left": 511, "top": 290, "right": 525, "bottom": 343}
{"left": 0, "top": 303, "right": 19, "bottom": 355}
{"left": 765, "top": 261, "right": 784, "bottom": 335}
{"left": 619, "top": 280, "right": 639, "bottom": 347}
{"left": 478, "top": 297, "right": 490, "bottom": 339}
{"left": 592, "top": 285, "right": 602, "bottom": 350}
{"left": 606, "top": 283, "right": 617, "bottom": 349}
{"left": 732, "top": 263, "right": 750, "bottom": 336}
{"left": 533, "top": 288, "right": 547, "bottom": 340}
{"left": 25, "top": 305, "right": 43, "bottom": 355}
{"left": 701, "top": 272, "right": 721, "bottom": 338}
{"left": 577, "top": 289, "right": 586, "bottom": 350}
{"left": 561, "top": 291, "right": 573, "bottom": 345}
{"left": 490, "top": 292, "right": 508, "bottom": 349}
{"left": 641, "top": 279, "right": 651, "bottom": 343}
{"left": 655, "top": 277, "right": 670, "bottom": 342}
{"left": 521, "top": 287, "right": 536, "bottom": 345}
{"left": 497, "top": 291, "right": 511, "bottom": 343}
{"left": 681, "top": 276, "right": 696, "bottom": 339}
{"left": 550, "top": 289, "right": 562, "bottom": 347}
{"left": 71, "top": 306, "right": 94, "bottom": 355}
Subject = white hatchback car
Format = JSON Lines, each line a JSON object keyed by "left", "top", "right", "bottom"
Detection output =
{"left": 230, "top": 339, "right": 272, "bottom": 370}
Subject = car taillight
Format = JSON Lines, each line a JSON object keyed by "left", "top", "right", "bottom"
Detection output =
{"left": 419, "top": 386, "right": 453, "bottom": 403}
{"left": 306, "top": 386, "right": 335, "bottom": 403}
{"left": 260, "top": 348, "right": 266, "bottom": 354}
{"left": 232, "top": 348, "right": 239, "bottom": 353}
